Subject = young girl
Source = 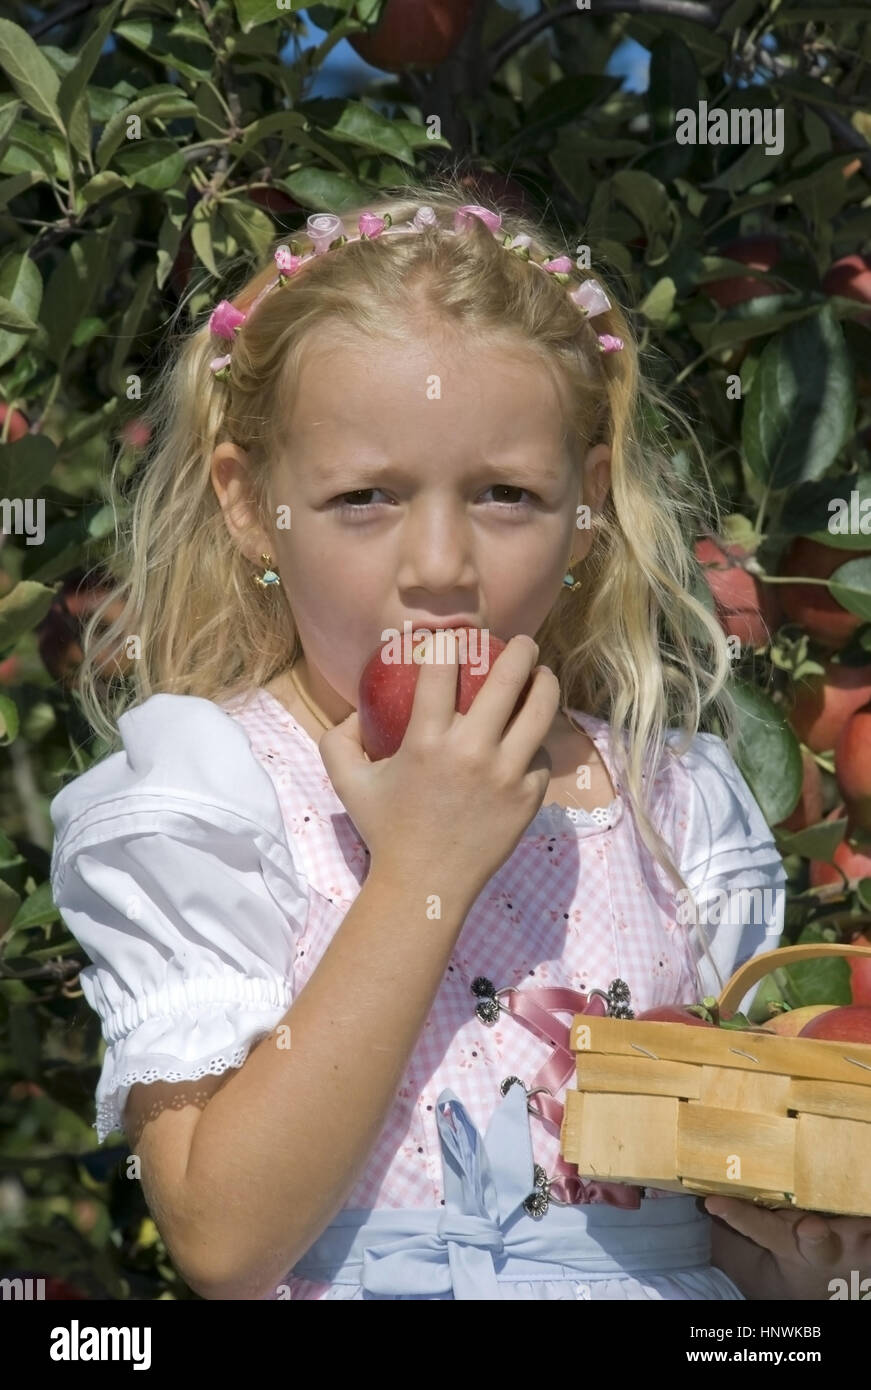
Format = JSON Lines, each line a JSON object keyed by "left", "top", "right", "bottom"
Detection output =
{"left": 49, "top": 181, "right": 862, "bottom": 1302}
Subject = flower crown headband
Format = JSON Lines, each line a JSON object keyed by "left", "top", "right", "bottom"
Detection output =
{"left": 207, "top": 203, "right": 624, "bottom": 379}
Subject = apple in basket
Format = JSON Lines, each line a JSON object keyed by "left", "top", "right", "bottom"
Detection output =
{"left": 357, "top": 625, "right": 534, "bottom": 761}
{"left": 797, "top": 1004, "right": 871, "bottom": 1043}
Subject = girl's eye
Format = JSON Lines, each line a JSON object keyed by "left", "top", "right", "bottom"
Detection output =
{"left": 333, "top": 485, "right": 535, "bottom": 515}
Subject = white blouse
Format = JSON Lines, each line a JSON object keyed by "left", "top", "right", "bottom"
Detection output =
{"left": 49, "top": 693, "right": 787, "bottom": 1148}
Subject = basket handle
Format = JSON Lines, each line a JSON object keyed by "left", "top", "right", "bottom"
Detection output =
{"left": 718, "top": 942, "right": 871, "bottom": 1016}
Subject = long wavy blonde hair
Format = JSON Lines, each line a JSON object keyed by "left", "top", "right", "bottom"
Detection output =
{"left": 74, "top": 173, "right": 742, "bottom": 990}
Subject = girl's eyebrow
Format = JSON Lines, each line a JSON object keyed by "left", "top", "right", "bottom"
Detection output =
{"left": 310, "top": 456, "right": 569, "bottom": 486}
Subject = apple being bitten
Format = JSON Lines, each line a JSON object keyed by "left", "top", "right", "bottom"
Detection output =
{"left": 357, "top": 626, "right": 533, "bottom": 761}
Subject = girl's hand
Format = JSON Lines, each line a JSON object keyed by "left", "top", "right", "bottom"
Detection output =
{"left": 706, "top": 1194, "right": 871, "bottom": 1300}
{"left": 318, "top": 633, "right": 560, "bottom": 905}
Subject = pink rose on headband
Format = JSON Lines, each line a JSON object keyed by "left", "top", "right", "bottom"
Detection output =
{"left": 307, "top": 212, "right": 345, "bottom": 254}
{"left": 209, "top": 300, "right": 246, "bottom": 340}
{"left": 543, "top": 256, "right": 573, "bottom": 274}
{"left": 210, "top": 354, "right": 231, "bottom": 374}
{"left": 274, "top": 245, "right": 303, "bottom": 275}
{"left": 413, "top": 206, "right": 438, "bottom": 229}
{"left": 358, "top": 211, "right": 388, "bottom": 238}
{"left": 597, "top": 334, "right": 624, "bottom": 353}
{"left": 454, "top": 205, "right": 502, "bottom": 234}
{"left": 571, "top": 279, "right": 611, "bottom": 318}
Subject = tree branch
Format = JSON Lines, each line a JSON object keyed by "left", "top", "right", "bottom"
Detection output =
{"left": 487, "top": 0, "right": 724, "bottom": 79}
{"left": 29, "top": 0, "right": 97, "bottom": 41}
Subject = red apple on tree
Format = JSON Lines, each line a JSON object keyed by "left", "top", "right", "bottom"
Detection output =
{"left": 809, "top": 805, "right": 871, "bottom": 888}
{"left": 788, "top": 660, "right": 871, "bottom": 753}
{"left": 822, "top": 254, "right": 871, "bottom": 329}
{"left": 694, "top": 536, "right": 781, "bottom": 646}
{"left": 834, "top": 706, "right": 871, "bottom": 833}
{"left": 349, "top": 0, "right": 475, "bottom": 71}
{"left": 0, "top": 401, "right": 28, "bottom": 442}
{"left": 357, "top": 626, "right": 533, "bottom": 761}
{"left": 703, "top": 236, "right": 788, "bottom": 310}
{"left": 775, "top": 746, "right": 823, "bottom": 833}
{"left": 778, "top": 537, "right": 868, "bottom": 650}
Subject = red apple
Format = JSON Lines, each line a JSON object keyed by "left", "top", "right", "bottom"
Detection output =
{"left": 249, "top": 186, "right": 300, "bottom": 218}
{"left": 694, "top": 537, "right": 781, "bottom": 647}
{"left": 357, "top": 626, "right": 532, "bottom": 760}
{"left": 775, "top": 746, "right": 824, "bottom": 833}
{"left": 778, "top": 537, "right": 868, "bottom": 650}
{"left": 704, "top": 236, "right": 788, "bottom": 310}
{"left": 809, "top": 806, "right": 871, "bottom": 888}
{"left": 633, "top": 1005, "right": 715, "bottom": 1026}
{"left": 458, "top": 169, "right": 532, "bottom": 218}
{"left": 789, "top": 660, "right": 871, "bottom": 753}
{"left": 349, "top": 0, "right": 475, "bottom": 71}
{"left": 37, "top": 571, "right": 132, "bottom": 686}
{"left": 798, "top": 1004, "right": 871, "bottom": 1043}
{"left": 0, "top": 654, "right": 20, "bottom": 684}
{"left": 823, "top": 254, "right": 871, "bottom": 329}
{"left": 0, "top": 401, "right": 28, "bottom": 442}
{"left": 849, "top": 932, "right": 871, "bottom": 1005}
{"left": 835, "top": 706, "right": 871, "bottom": 832}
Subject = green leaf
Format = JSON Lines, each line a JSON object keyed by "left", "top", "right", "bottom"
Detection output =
{"left": 784, "top": 921, "right": 852, "bottom": 1007}
{"left": 233, "top": 0, "right": 284, "bottom": 32}
{"left": 730, "top": 680, "right": 804, "bottom": 827}
{"left": 317, "top": 100, "right": 416, "bottom": 165}
{"left": 282, "top": 167, "right": 369, "bottom": 211}
{"left": 828, "top": 555, "right": 871, "bottom": 621}
{"left": 0, "top": 581, "right": 56, "bottom": 654}
{"left": 191, "top": 202, "right": 219, "bottom": 277}
{"left": 609, "top": 170, "right": 681, "bottom": 265}
{"left": 774, "top": 816, "right": 847, "bottom": 862}
{"left": 779, "top": 473, "right": 871, "bottom": 549}
{"left": 645, "top": 34, "right": 699, "bottom": 182}
{"left": 0, "top": 434, "right": 57, "bottom": 499}
{"left": 0, "top": 295, "right": 37, "bottom": 333}
{"left": 57, "top": 1, "right": 123, "bottom": 160}
{"left": 638, "top": 276, "right": 676, "bottom": 326}
{"left": 10, "top": 880, "right": 59, "bottom": 930}
{"left": 112, "top": 138, "right": 185, "bottom": 191}
{"left": 0, "top": 251, "right": 43, "bottom": 371}
{"left": 229, "top": 109, "right": 308, "bottom": 164}
{"left": 0, "top": 169, "right": 44, "bottom": 209}
{"left": 96, "top": 86, "right": 198, "bottom": 171}
{"left": 220, "top": 199, "right": 276, "bottom": 259}
{"left": 39, "top": 233, "right": 105, "bottom": 368}
{"left": 0, "top": 19, "right": 64, "bottom": 137}
{"left": 742, "top": 306, "right": 855, "bottom": 489}
{"left": 0, "top": 694, "right": 19, "bottom": 745}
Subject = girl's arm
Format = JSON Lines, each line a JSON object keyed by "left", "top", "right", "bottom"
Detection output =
{"left": 128, "top": 862, "right": 479, "bottom": 1300}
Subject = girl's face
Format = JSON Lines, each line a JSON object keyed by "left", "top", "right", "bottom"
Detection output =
{"left": 212, "top": 322, "right": 611, "bottom": 722}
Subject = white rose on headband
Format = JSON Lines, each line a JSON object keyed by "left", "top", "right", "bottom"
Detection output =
{"left": 307, "top": 213, "right": 345, "bottom": 254}
{"left": 412, "top": 206, "right": 438, "bottom": 229}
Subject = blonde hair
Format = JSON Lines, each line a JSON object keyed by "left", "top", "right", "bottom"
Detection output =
{"left": 74, "top": 173, "right": 743, "bottom": 994}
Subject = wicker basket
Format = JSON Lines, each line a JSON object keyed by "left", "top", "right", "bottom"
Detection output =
{"left": 560, "top": 943, "right": 871, "bottom": 1216}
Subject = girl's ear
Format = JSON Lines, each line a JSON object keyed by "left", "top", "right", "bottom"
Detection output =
{"left": 571, "top": 444, "right": 611, "bottom": 566}
{"left": 210, "top": 442, "right": 270, "bottom": 563}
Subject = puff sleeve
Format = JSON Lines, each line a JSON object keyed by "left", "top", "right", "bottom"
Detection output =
{"left": 49, "top": 694, "right": 310, "bottom": 1144}
{"left": 665, "top": 730, "right": 788, "bottom": 1015}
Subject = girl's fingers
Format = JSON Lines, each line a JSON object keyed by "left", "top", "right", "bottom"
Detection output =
{"left": 705, "top": 1196, "right": 805, "bottom": 1258}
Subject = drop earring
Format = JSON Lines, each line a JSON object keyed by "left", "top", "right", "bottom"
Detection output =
{"left": 562, "top": 570, "right": 581, "bottom": 591}
{"left": 254, "top": 553, "right": 280, "bottom": 589}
